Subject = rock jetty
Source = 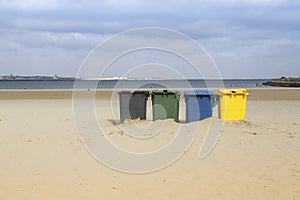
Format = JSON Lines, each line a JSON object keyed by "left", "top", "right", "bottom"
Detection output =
{"left": 263, "top": 77, "right": 300, "bottom": 87}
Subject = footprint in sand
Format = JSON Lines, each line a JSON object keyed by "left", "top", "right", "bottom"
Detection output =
{"left": 244, "top": 131, "right": 258, "bottom": 135}
{"left": 228, "top": 120, "right": 256, "bottom": 128}
{"left": 108, "top": 130, "right": 124, "bottom": 136}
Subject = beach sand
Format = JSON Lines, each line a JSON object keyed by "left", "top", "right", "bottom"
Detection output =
{"left": 0, "top": 88, "right": 299, "bottom": 199}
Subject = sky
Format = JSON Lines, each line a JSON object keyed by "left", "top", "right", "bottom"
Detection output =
{"left": 0, "top": 0, "right": 299, "bottom": 79}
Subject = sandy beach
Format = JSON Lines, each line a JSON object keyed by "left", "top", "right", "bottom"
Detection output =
{"left": 0, "top": 88, "right": 299, "bottom": 199}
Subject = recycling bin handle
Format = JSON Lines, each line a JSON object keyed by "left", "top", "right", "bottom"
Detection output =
{"left": 163, "top": 90, "right": 169, "bottom": 96}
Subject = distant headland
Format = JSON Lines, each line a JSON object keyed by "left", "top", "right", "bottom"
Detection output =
{"left": 0, "top": 74, "right": 167, "bottom": 81}
{"left": 263, "top": 77, "right": 300, "bottom": 87}
{"left": 1, "top": 75, "right": 299, "bottom": 88}
{"left": 0, "top": 74, "right": 75, "bottom": 81}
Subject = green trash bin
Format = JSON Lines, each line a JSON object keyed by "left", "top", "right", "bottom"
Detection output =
{"left": 151, "top": 90, "right": 181, "bottom": 122}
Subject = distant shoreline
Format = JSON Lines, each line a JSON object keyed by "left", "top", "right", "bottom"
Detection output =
{"left": 0, "top": 78, "right": 271, "bottom": 81}
{"left": 263, "top": 77, "right": 300, "bottom": 87}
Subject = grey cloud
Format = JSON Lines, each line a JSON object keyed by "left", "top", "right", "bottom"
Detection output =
{"left": 0, "top": 0, "right": 299, "bottom": 78}
{"left": 0, "top": 29, "right": 107, "bottom": 50}
{"left": 2, "top": 0, "right": 299, "bottom": 36}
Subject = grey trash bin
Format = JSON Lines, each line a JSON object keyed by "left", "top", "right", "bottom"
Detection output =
{"left": 118, "top": 91, "right": 149, "bottom": 122}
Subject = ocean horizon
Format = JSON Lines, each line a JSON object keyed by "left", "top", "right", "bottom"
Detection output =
{"left": 0, "top": 79, "right": 271, "bottom": 89}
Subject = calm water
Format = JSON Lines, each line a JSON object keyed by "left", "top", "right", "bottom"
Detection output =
{"left": 0, "top": 79, "right": 270, "bottom": 89}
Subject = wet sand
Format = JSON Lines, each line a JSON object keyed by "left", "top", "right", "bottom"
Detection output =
{"left": 0, "top": 88, "right": 299, "bottom": 100}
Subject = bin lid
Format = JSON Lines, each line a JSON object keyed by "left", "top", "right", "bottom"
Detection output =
{"left": 118, "top": 91, "right": 132, "bottom": 95}
{"left": 151, "top": 90, "right": 180, "bottom": 95}
{"left": 118, "top": 91, "right": 150, "bottom": 96}
{"left": 217, "top": 89, "right": 249, "bottom": 96}
{"left": 133, "top": 91, "right": 150, "bottom": 96}
{"left": 184, "top": 90, "right": 214, "bottom": 97}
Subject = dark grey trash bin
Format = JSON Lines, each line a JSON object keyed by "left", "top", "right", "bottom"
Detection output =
{"left": 118, "top": 91, "right": 149, "bottom": 122}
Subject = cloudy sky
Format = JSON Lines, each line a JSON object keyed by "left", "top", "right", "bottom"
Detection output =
{"left": 0, "top": 0, "right": 299, "bottom": 78}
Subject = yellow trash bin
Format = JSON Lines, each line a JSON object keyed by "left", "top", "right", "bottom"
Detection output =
{"left": 217, "top": 89, "right": 249, "bottom": 120}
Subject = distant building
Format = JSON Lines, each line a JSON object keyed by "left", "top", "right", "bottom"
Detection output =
{"left": 53, "top": 74, "right": 59, "bottom": 80}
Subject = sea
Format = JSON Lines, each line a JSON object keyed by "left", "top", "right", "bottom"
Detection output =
{"left": 0, "top": 79, "right": 271, "bottom": 89}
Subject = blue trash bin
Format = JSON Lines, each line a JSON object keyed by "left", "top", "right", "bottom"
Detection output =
{"left": 184, "top": 90, "right": 214, "bottom": 122}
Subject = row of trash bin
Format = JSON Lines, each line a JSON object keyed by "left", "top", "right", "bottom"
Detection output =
{"left": 118, "top": 89, "right": 249, "bottom": 123}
